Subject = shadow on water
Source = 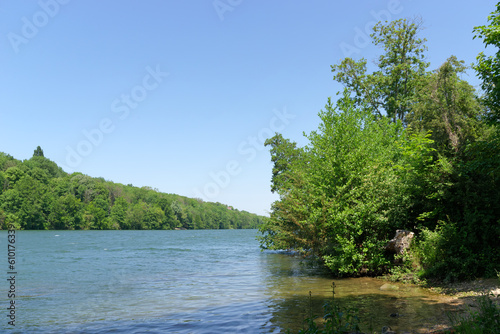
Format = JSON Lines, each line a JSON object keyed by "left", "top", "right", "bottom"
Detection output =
{"left": 268, "top": 290, "right": 465, "bottom": 333}
{"left": 262, "top": 252, "right": 463, "bottom": 333}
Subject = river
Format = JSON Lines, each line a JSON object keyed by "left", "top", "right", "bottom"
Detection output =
{"left": 0, "top": 229, "right": 459, "bottom": 333}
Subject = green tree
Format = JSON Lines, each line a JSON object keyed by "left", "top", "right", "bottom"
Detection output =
{"left": 423, "top": 129, "right": 500, "bottom": 280}
{"left": 24, "top": 156, "right": 65, "bottom": 178}
{"left": 260, "top": 14, "right": 500, "bottom": 280}
{"left": 261, "top": 94, "right": 406, "bottom": 275}
{"left": 408, "top": 56, "right": 486, "bottom": 155}
{"left": 0, "top": 150, "right": 264, "bottom": 231}
{"left": 473, "top": 3, "right": 500, "bottom": 123}
{"left": 4, "top": 166, "right": 25, "bottom": 189}
{"left": 48, "top": 194, "right": 83, "bottom": 230}
{"left": 110, "top": 197, "right": 128, "bottom": 229}
{"left": 264, "top": 133, "right": 302, "bottom": 193}
{"left": 143, "top": 204, "right": 165, "bottom": 229}
{"left": 0, "top": 153, "right": 18, "bottom": 171}
{"left": 33, "top": 146, "right": 44, "bottom": 157}
{"left": 84, "top": 201, "right": 108, "bottom": 229}
{"left": 125, "top": 201, "right": 148, "bottom": 229}
{"left": 170, "top": 200, "right": 187, "bottom": 228}
{"left": 331, "top": 18, "right": 428, "bottom": 124}
{"left": 11, "top": 175, "right": 48, "bottom": 229}
{"left": 156, "top": 196, "right": 179, "bottom": 229}
{"left": 0, "top": 171, "right": 5, "bottom": 196}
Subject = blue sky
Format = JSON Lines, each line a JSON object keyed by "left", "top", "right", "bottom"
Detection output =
{"left": 0, "top": 0, "right": 496, "bottom": 216}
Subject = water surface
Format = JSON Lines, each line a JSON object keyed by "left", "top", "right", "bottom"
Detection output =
{"left": 0, "top": 230, "right": 458, "bottom": 333}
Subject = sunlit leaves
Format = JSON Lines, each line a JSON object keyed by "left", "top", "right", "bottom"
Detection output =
{"left": 473, "top": 3, "right": 500, "bottom": 122}
{"left": 332, "top": 18, "right": 429, "bottom": 124}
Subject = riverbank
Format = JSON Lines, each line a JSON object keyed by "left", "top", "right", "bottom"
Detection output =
{"left": 423, "top": 278, "right": 500, "bottom": 298}
{"left": 383, "top": 276, "right": 500, "bottom": 333}
{"left": 296, "top": 276, "right": 500, "bottom": 334}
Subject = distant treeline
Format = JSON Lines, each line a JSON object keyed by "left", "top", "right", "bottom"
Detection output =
{"left": 0, "top": 149, "right": 264, "bottom": 230}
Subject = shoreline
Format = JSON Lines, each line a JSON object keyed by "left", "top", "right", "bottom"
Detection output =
{"left": 379, "top": 276, "right": 500, "bottom": 333}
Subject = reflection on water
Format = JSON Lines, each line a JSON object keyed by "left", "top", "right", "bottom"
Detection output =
{"left": 262, "top": 252, "right": 459, "bottom": 333}
{"left": 1, "top": 230, "right": 461, "bottom": 333}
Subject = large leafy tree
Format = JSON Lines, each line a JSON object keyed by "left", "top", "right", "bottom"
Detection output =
{"left": 261, "top": 94, "right": 409, "bottom": 275}
{"left": 331, "top": 18, "right": 428, "bottom": 124}
{"left": 48, "top": 194, "right": 83, "bottom": 230}
{"left": 110, "top": 196, "right": 128, "bottom": 229}
{"left": 264, "top": 133, "right": 303, "bottom": 194}
{"left": 408, "top": 56, "right": 486, "bottom": 155}
{"left": 24, "top": 155, "right": 65, "bottom": 178}
{"left": 261, "top": 12, "right": 500, "bottom": 281}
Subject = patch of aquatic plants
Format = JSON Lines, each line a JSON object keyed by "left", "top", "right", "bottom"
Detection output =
{"left": 290, "top": 282, "right": 366, "bottom": 334}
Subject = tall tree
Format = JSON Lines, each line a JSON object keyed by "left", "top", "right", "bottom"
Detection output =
{"left": 260, "top": 94, "right": 407, "bottom": 275}
{"left": 33, "top": 146, "right": 44, "bottom": 157}
{"left": 264, "top": 133, "right": 302, "bottom": 194}
{"left": 331, "top": 18, "right": 429, "bottom": 124}
{"left": 408, "top": 56, "right": 485, "bottom": 155}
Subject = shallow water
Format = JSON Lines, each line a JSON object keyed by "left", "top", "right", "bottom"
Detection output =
{"left": 0, "top": 230, "right": 458, "bottom": 333}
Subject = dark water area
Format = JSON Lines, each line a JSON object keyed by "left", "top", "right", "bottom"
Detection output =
{"left": 0, "top": 230, "right": 458, "bottom": 333}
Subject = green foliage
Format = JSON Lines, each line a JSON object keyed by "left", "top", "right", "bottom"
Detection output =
{"left": 5, "top": 166, "right": 25, "bottom": 188}
{"left": 0, "top": 153, "right": 19, "bottom": 172}
{"left": 33, "top": 146, "right": 44, "bottom": 157}
{"left": 264, "top": 133, "right": 303, "bottom": 193}
{"left": 48, "top": 194, "right": 83, "bottom": 230}
{"left": 262, "top": 14, "right": 500, "bottom": 281}
{"left": 412, "top": 223, "right": 473, "bottom": 282}
{"left": 0, "top": 171, "right": 5, "bottom": 196}
{"left": 1, "top": 213, "right": 21, "bottom": 230}
{"left": 427, "top": 128, "right": 500, "bottom": 280}
{"left": 473, "top": 3, "right": 500, "bottom": 123}
{"left": 294, "top": 283, "right": 363, "bottom": 334}
{"left": 408, "top": 56, "right": 486, "bottom": 156}
{"left": 24, "top": 155, "right": 65, "bottom": 178}
{"left": 261, "top": 93, "right": 405, "bottom": 275}
{"left": 0, "top": 151, "right": 265, "bottom": 231}
{"left": 331, "top": 18, "right": 428, "bottom": 124}
{"left": 110, "top": 197, "right": 128, "bottom": 229}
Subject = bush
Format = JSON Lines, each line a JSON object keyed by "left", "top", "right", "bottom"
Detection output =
{"left": 413, "top": 219, "right": 500, "bottom": 282}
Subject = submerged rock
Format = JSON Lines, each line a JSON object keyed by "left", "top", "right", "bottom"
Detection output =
{"left": 381, "top": 326, "right": 396, "bottom": 334}
{"left": 380, "top": 283, "right": 400, "bottom": 291}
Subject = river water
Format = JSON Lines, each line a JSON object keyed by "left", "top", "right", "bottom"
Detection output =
{"left": 1, "top": 229, "right": 459, "bottom": 333}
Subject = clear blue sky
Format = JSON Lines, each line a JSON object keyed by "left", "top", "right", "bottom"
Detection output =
{"left": 0, "top": 0, "right": 496, "bottom": 216}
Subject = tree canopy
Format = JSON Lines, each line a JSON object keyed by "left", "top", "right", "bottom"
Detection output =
{"left": 331, "top": 18, "right": 428, "bottom": 124}
{"left": 473, "top": 3, "right": 500, "bottom": 123}
{"left": 0, "top": 149, "right": 264, "bottom": 231}
{"left": 33, "top": 146, "right": 44, "bottom": 157}
{"left": 260, "top": 14, "right": 500, "bottom": 281}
